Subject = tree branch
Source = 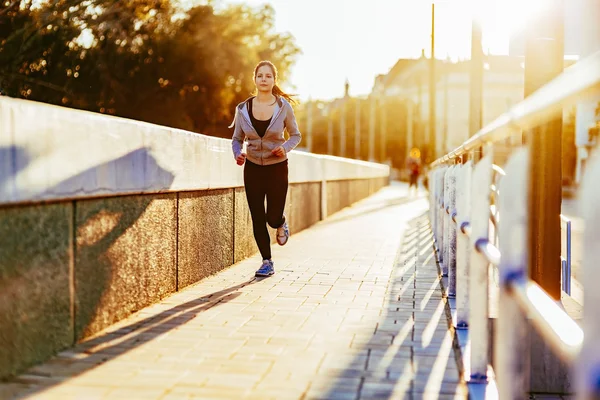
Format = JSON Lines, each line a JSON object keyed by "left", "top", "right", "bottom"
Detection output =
{"left": 0, "top": 0, "right": 19, "bottom": 17}
{"left": 4, "top": 73, "right": 73, "bottom": 95}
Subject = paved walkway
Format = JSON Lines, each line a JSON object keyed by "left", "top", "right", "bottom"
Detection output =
{"left": 1, "top": 184, "right": 467, "bottom": 400}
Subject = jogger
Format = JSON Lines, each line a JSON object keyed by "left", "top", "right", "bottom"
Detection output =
{"left": 230, "top": 60, "right": 301, "bottom": 277}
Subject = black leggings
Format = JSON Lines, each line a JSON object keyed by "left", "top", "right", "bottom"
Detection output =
{"left": 244, "top": 159, "right": 288, "bottom": 260}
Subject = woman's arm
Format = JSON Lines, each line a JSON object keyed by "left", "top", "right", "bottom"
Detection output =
{"left": 282, "top": 103, "right": 302, "bottom": 154}
{"left": 231, "top": 107, "right": 244, "bottom": 158}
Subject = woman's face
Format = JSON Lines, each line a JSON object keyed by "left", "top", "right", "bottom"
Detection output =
{"left": 255, "top": 65, "right": 275, "bottom": 94}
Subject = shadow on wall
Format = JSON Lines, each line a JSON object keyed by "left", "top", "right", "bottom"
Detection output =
{"left": 45, "top": 147, "right": 176, "bottom": 199}
{"left": 0, "top": 146, "right": 175, "bottom": 380}
{"left": 0, "top": 146, "right": 30, "bottom": 200}
{"left": 62, "top": 148, "right": 177, "bottom": 340}
{"left": 1, "top": 146, "right": 175, "bottom": 201}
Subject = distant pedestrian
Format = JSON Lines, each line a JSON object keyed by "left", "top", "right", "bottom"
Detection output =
{"left": 406, "top": 148, "right": 422, "bottom": 196}
{"left": 230, "top": 60, "right": 302, "bottom": 277}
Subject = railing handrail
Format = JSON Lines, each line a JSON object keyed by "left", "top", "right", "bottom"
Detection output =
{"left": 429, "top": 50, "right": 598, "bottom": 398}
{"left": 454, "top": 198, "right": 583, "bottom": 362}
{"left": 510, "top": 279, "right": 583, "bottom": 362}
{"left": 448, "top": 174, "right": 583, "bottom": 361}
{"left": 431, "top": 50, "right": 600, "bottom": 167}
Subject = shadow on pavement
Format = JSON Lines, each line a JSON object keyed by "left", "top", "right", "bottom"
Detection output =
{"left": 319, "top": 211, "right": 466, "bottom": 399}
{"left": 1, "top": 279, "right": 258, "bottom": 400}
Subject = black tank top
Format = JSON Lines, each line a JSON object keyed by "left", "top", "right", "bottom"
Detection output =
{"left": 248, "top": 98, "right": 272, "bottom": 138}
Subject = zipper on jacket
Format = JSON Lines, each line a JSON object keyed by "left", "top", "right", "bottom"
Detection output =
{"left": 263, "top": 103, "right": 284, "bottom": 166}
{"left": 239, "top": 99, "right": 285, "bottom": 166}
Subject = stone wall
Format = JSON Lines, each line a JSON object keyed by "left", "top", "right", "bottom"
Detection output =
{"left": 0, "top": 177, "right": 386, "bottom": 379}
{"left": 0, "top": 96, "right": 390, "bottom": 378}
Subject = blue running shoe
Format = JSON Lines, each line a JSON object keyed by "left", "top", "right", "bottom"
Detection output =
{"left": 255, "top": 260, "right": 275, "bottom": 277}
{"left": 276, "top": 217, "right": 290, "bottom": 246}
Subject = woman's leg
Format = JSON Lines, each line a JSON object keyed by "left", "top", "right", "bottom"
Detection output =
{"left": 244, "top": 162, "right": 271, "bottom": 260}
{"left": 266, "top": 161, "right": 289, "bottom": 229}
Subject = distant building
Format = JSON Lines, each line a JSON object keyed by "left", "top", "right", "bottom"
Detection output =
{"left": 381, "top": 54, "right": 528, "bottom": 158}
{"left": 376, "top": 53, "right": 581, "bottom": 165}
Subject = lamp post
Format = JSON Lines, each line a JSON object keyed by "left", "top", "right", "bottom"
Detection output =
{"left": 327, "top": 103, "right": 334, "bottom": 155}
{"left": 340, "top": 79, "right": 349, "bottom": 157}
{"left": 469, "top": 12, "right": 484, "bottom": 160}
{"left": 574, "top": 0, "right": 600, "bottom": 184}
{"left": 429, "top": 2, "right": 437, "bottom": 161}
{"left": 306, "top": 97, "right": 313, "bottom": 152}
{"left": 380, "top": 94, "right": 387, "bottom": 163}
{"left": 355, "top": 98, "right": 361, "bottom": 159}
{"left": 524, "top": 0, "right": 564, "bottom": 300}
{"left": 368, "top": 93, "right": 376, "bottom": 161}
{"left": 405, "top": 100, "right": 414, "bottom": 161}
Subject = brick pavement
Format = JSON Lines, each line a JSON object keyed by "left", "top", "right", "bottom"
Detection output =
{"left": 1, "top": 183, "right": 467, "bottom": 400}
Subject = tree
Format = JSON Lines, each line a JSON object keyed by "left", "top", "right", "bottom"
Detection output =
{"left": 0, "top": 1, "right": 300, "bottom": 138}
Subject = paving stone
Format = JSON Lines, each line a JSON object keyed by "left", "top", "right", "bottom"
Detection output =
{"left": 0, "top": 185, "right": 468, "bottom": 399}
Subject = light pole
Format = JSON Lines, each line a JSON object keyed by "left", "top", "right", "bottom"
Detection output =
{"left": 340, "top": 80, "right": 349, "bottom": 157}
{"left": 442, "top": 68, "right": 449, "bottom": 154}
{"left": 379, "top": 94, "right": 387, "bottom": 163}
{"left": 418, "top": 77, "right": 423, "bottom": 157}
{"left": 306, "top": 97, "right": 313, "bottom": 152}
{"left": 327, "top": 103, "right": 334, "bottom": 155}
{"left": 574, "top": 0, "right": 600, "bottom": 184}
{"left": 368, "top": 94, "right": 376, "bottom": 161}
{"left": 429, "top": 2, "right": 437, "bottom": 161}
{"left": 355, "top": 98, "right": 361, "bottom": 159}
{"left": 469, "top": 12, "right": 483, "bottom": 152}
{"left": 405, "top": 100, "right": 414, "bottom": 161}
{"left": 524, "top": 0, "right": 564, "bottom": 300}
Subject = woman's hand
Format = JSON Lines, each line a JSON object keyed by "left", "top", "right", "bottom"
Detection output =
{"left": 271, "top": 146, "right": 286, "bottom": 157}
{"left": 236, "top": 153, "right": 246, "bottom": 166}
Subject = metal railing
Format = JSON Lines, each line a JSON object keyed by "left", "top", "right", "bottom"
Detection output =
{"left": 428, "top": 50, "right": 600, "bottom": 399}
{"left": 560, "top": 214, "right": 573, "bottom": 295}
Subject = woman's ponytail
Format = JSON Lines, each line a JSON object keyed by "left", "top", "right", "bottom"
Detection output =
{"left": 272, "top": 84, "right": 297, "bottom": 105}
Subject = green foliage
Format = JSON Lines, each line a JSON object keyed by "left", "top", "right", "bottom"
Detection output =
{"left": 0, "top": 0, "right": 300, "bottom": 137}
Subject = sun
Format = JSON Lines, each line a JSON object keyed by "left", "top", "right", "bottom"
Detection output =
{"left": 490, "top": 0, "right": 549, "bottom": 36}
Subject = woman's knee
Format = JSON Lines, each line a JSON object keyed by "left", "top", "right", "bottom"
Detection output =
{"left": 266, "top": 214, "right": 283, "bottom": 229}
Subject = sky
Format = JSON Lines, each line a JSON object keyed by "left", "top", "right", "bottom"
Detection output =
{"left": 216, "top": 0, "right": 570, "bottom": 101}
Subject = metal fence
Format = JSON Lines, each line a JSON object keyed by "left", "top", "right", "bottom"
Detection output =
{"left": 428, "top": 50, "right": 600, "bottom": 399}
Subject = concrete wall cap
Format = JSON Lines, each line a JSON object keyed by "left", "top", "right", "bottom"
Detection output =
{"left": 1, "top": 97, "right": 389, "bottom": 205}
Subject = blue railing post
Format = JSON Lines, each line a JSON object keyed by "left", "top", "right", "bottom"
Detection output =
{"left": 437, "top": 167, "right": 447, "bottom": 269}
{"left": 429, "top": 168, "right": 439, "bottom": 249}
{"left": 496, "top": 148, "right": 531, "bottom": 398}
{"left": 576, "top": 152, "right": 600, "bottom": 400}
{"left": 468, "top": 151, "right": 493, "bottom": 383}
{"left": 565, "top": 219, "right": 572, "bottom": 295}
{"left": 559, "top": 215, "right": 572, "bottom": 295}
{"left": 432, "top": 168, "right": 440, "bottom": 246}
{"left": 443, "top": 166, "right": 454, "bottom": 277}
{"left": 431, "top": 169, "right": 436, "bottom": 242}
{"left": 456, "top": 161, "right": 472, "bottom": 329}
{"left": 447, "top": 165, "right": 458, "bottom": 297}
{"left": 443, "top": 167, "right": 450, "bottom": 276}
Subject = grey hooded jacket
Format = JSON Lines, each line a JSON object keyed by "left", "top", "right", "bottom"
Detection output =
{"left": 231, "top": 96, "right": 302, "bottom": 166}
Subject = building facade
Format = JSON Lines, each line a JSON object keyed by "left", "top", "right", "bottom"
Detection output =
{"left": 383, "top": 55, "right": 526, "bottom": 162}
